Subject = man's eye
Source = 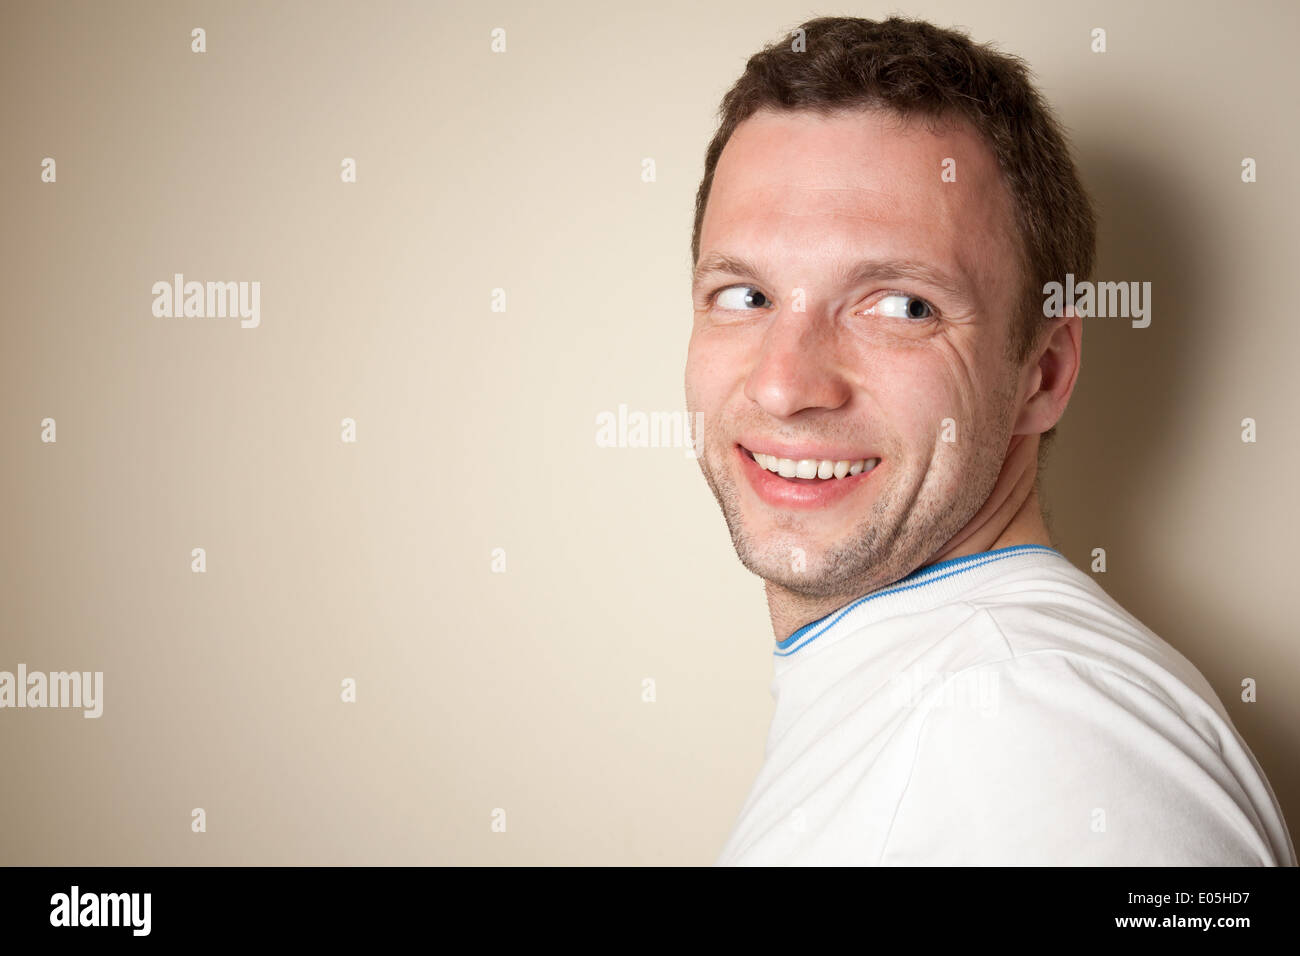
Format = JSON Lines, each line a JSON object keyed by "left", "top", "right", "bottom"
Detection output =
{"left": 864, "top": 293, "right": 935, "bottom": 321}
{"left": 715, "top": 285, "right": 771, "bottom": 311}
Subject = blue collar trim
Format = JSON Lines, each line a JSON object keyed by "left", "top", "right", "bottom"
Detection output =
{"left": 774, "top": 544, "right": 1061, "bottom": 658}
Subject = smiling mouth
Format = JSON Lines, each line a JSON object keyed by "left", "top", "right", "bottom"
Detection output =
{"left": 741, "top": 446, "right": 881, "bottom": 482}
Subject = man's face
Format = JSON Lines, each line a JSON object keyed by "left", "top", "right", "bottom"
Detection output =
{"left": 685, "top": 106, "right": 1029, "bottom": 598}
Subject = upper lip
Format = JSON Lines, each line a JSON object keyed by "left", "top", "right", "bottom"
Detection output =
{"left": 737, "top": 439, "right": 879, "bottom": 462}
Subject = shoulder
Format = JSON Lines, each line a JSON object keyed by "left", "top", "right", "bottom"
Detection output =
{"left": 878, "top": 647, "right": 1292, "bottom": 865}
{"left": 961, "top": 553, "right": 1229, "bottom": 720}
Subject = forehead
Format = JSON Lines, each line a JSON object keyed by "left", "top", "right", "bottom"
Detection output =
{"left": 699, "top": 107, "right": 1021, "bottom": 300}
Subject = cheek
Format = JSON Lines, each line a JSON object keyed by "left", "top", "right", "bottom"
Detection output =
{"left": 685, "top": 331, "right": 743, "bottom": 415}
{"left": 885, "top": 337, "right": 1008, "bottom": 448}
{"left": 867, "top": 354, "right": 969, "bottom": 453}
{"left": 683, "top": 349, "right": 708, "bottom": 419}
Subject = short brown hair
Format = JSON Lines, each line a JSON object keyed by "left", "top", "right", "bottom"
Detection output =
{"left": 691, "top": 15, "right": 1097, "bottom": 372}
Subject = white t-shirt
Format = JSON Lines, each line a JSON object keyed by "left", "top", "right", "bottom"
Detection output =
{"left": 716, "top": 545, "right": 1296, "bottom": 865}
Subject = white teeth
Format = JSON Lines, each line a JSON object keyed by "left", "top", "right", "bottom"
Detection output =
{"left": 749, "top": 450, "right": 880, "bottom": 480}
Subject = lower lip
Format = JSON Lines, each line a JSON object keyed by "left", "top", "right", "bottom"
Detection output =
{"left": 736, "top": 444, "right": 878, "bottom": 511}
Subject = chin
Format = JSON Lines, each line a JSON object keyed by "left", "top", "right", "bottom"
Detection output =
{"left": 733, "top": 535, "right": 829, "bottom": 589}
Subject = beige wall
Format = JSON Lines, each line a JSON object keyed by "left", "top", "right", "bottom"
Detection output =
{"left": 1, "top": 0, "right": 1295, "bottom": 864}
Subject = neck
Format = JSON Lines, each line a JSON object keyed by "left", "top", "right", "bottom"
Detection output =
{"left": 766, "top": 434, "right": 1050, "bottom": 642}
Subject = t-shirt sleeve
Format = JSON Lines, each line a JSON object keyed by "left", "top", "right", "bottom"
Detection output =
{"left": 876, "top": 651, "right": 1285, "bottom": 865}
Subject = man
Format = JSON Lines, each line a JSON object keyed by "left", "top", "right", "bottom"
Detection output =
{"left": 685, "top": 16, "right": 1295, "bottom": 865}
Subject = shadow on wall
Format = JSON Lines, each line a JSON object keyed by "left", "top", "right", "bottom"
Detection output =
{"left": 1041, "top": 138, "right": 1299, "bottom": 849}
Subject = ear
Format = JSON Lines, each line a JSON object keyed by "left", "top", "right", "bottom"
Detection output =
{"left": 1012, "top": 305, "right": 1082, "bottom": 436}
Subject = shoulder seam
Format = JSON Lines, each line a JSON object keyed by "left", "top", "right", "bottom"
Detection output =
{"left": 978, "top": 605, "right": 1189, "bottom": 718}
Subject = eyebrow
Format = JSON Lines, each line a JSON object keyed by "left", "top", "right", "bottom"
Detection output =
{"left": 691, "top": 252, "right": 972, "bottom": 304}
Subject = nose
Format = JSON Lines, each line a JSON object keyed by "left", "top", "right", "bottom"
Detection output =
{"left": 743, "top": 310, "right": 853, "bottom": 419}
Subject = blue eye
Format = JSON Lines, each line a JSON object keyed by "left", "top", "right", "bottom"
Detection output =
{"left": 866, "top": 293, "right": 935, "bottom": 321}
{"left": 715, "top": 285, "right": 771, "bottom": 311}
